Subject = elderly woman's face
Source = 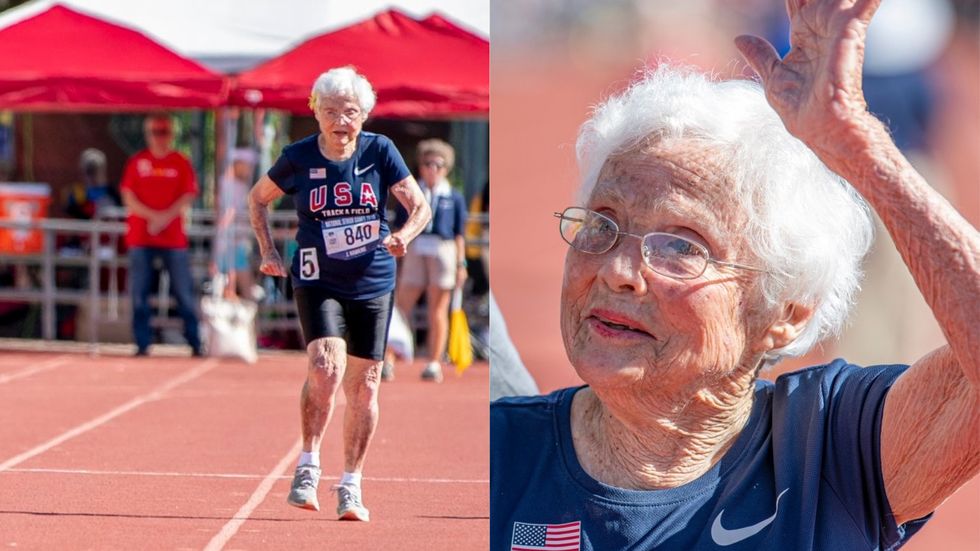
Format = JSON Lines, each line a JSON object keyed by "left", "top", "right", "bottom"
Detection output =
{"left": 314, "top": 95, "right": 365, "bottom": 149}
{"left": 560, "top": 140, "right": 773, "bottom": 392}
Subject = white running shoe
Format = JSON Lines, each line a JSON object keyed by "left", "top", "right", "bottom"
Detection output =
{"left": 420, "top": 361, "right": 443, "bottom": 383}
{"left": 333, "top": 483, "right": 370, "bottom": 521}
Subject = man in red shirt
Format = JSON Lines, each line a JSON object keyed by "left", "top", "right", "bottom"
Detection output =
{"left": 121, "top": 114, "right": 201, "bottom": 356}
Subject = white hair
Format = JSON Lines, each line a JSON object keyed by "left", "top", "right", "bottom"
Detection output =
{"left": 310, "top": 66, "right": 376, "bottom": 115}
{"left": 575, "top": 64, "right": 875, "bottom": 360}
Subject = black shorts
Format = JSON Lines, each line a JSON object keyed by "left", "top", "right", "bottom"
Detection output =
{"left": 293, "top": 287, "right": 394, "bottom": 361}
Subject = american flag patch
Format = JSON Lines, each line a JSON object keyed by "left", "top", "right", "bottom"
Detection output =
{"left": 309, "top": 168, "right": 326, "bottom": 179}
{"left": 511, "top": 520, "right": 581, "bottom": 551}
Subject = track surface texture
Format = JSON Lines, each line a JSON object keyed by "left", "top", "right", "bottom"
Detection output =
{"left": 0, "top": 343, "right": 488, "bottom": 550}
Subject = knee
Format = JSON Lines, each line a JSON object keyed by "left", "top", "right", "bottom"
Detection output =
{"left": 348, "top": 366, "right": 382, "bottom": 409}
{"left": 307, "top": 340, "right": 345, "bottom": 383}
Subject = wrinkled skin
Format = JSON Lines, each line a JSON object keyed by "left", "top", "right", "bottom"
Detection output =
{"left": 562, "top": 142, "right": 809, "bottom": 489}
{"left": 738, "top": 0, "right": 980, "bottom": 525}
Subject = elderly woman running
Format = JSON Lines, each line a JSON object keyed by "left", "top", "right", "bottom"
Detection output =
{"left": 490, "top": 1, "right": 979, "bottom": 549}
{"left": 249, "top": 66, "right": 430, "bottom": 521}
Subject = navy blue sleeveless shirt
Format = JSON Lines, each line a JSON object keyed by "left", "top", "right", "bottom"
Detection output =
{"left": 268, "top": 132, "right": 410, "bottom": 299}
{"left": 491, "top": 360, "right": 931, "bottom": 550}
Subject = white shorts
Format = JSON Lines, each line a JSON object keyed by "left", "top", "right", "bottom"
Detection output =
{"left": 400, "top": 237, "right": 458, "bottom": 290}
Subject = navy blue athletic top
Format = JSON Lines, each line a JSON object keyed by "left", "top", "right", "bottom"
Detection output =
{"left": 490, "top": 360, "right": 931, "bottom": 550}
{"left": 268, "top": 132, "right": 410, "bottom": 299}
{"left": 393, "top": 184, "right": 467, "bottom": 240}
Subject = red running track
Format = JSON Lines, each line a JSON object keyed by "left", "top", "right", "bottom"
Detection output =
{"left": 0, "top": 348, "right": 488, "bottom": 550}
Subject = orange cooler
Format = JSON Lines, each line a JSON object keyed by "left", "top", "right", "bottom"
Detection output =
{"left": 0, "top": 183, "right": 51, "bottom": 254}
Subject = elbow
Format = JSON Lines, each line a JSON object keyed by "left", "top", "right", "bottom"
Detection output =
{"left": 247, "top": 192, "right": 264, "bottom": 213}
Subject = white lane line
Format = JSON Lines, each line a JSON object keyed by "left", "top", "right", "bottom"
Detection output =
{"left": 0, "top": 359, "right": 218, "bottom": 473}
{"left": 202, "top": 439, "right": 302, "bottom": 551}
{"left": 3, "top": 466, "right": 489, "bottom": 484}
{"left": 0, "top": 355, "right": 71, "bottom": 385}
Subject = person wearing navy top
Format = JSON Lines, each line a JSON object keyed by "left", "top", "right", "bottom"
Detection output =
{"left": 490, "top": 1, "right": 980, "bottom": 549}
{"left": 394, "top": 139, "right": 468, "bottom": 382}
{"left": 249, "top": 66, "right": 430, "bottom": 521}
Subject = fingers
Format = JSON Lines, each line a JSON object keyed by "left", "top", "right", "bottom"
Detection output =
{"left": 734, "top": 34, "right": 781, "bottom": 83}
{"left": 260, "top": 261, "right": 286, "bottom": 277}
{"left": 851, "top": 0, "right": 882, "bottom": 20}
{"left": 386, "top": 243, "right": 406, "bottom": 257}
{"left": 786, "top": 0, "right": 804, "bottom": 18}
{"left": 383, "top": 234, "right": 406, "bottom": 257}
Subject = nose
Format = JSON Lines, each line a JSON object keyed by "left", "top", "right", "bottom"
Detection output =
{"left": 597, "top": 240, "right": 649, "bottom": 296}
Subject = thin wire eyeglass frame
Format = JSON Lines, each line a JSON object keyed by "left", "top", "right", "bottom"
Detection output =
{"left": 316, "top": 106, "right": 362, "bottom": 124}
{"left": 554, "top": 207, "right": 768, "bottom": 280}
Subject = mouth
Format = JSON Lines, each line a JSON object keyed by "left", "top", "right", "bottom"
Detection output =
{"left": 587, "top": 309, "right": 656, "bottom": 340}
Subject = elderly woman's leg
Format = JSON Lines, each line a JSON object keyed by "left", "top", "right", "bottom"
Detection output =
{"left": 301, "top": 337, "right": 347, "bottom": 452}
{"left": 287, "top": 336, "right": 346, "bottom": 511}
{"left": 341, "top": 356, "right": 383, "bottom": 472}
{"left": 336, "top": 355, "right": 382, "bottom": 521}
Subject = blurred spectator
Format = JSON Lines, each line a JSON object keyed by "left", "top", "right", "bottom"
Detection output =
{"left": 120, "top": 113, "right": 201, "bottom": 357}
{"left": 862, "top": 0, "right": 954, "bottom": 152}
{"left": 465, "top": 180, "right": 489, "bottom": 299}
{"left": 488, "top": 292, "right": 538, "bottom": 400}
{"left": 394, "top": 139, "right": 468, "bottom": 382}
{"left": 56, "top": 148, "right": 121, "bottom": 338}
{"left": 212, "top": 147, "right": 257, "bottom": 300}
{"left": 64, "top": 148, "right": 121, "bottom": 220}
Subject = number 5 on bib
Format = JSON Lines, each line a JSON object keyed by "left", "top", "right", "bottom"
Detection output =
{"left": 299, "top": 247, "right": 320, "bottom": 280}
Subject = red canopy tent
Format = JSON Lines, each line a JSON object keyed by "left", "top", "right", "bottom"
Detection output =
{"left": 0, "top": 4, "right": 226, "bottom": 111}
{"left": 229, "top": 9, "right": 488, "bottom": 118}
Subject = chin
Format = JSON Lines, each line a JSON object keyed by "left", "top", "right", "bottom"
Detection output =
{"left": 569, "top": 350, "right": 649, "bottom": 389}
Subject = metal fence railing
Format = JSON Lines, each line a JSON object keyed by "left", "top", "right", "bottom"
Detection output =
{"left": 0, "top": 207, "right": 489, "bottom": 351}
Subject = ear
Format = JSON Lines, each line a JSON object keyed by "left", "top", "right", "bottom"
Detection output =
{"left": 760, "top": 302, "right": 815, "bottom": 352}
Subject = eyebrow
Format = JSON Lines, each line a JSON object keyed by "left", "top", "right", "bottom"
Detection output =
{"left": 592, "top": 179, "right": 725, "bottom": 247}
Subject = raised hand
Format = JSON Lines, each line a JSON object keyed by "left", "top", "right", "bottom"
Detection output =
{"left": 735, "top": 0, "right": 883, "bottom": 157}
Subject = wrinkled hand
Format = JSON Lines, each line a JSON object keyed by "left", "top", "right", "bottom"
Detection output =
{"left": 259, "top": 249, "right": 288, "bottom": 277}
{"left": 735, "top": 0, "right": 882, "bottom": 154}
{"left": 383, "top": 233, "right": 407, "bottom": 257}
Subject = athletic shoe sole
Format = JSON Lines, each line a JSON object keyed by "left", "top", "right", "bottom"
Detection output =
{"left": 287, "top": 496, "right": 320, "bottom": 511}
{"left": 338, "top": 508, "right": 370, "bottom": 521}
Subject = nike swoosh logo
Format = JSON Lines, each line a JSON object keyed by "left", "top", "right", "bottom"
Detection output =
{"left": 710, "top": 488, "right": 789, "bottom": 546}
{"left": 354, "top": 164, "right": 374, "bottom": 176}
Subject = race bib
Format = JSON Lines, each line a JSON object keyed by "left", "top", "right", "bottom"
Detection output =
{"left": 322, "top": 215, "right": 381, "bottom": 260}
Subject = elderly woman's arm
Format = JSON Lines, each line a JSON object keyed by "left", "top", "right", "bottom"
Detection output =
{"left": 384, "top": 175, "right": 431, "bottom": 257}
{"left": 248, "top": 175, "right": 288, "bottom": 277}
{"left": 738, "top": 0, "right": 979, "bottom": 524}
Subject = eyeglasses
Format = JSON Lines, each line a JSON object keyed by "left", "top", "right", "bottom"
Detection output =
{"left": 319, "top": 108, "right": 362, "bottom": 123}
{"left": 148, "top": 127, "right": 173, "bottom": 137}
{"left": 554, "top": 207, "right": 766, "bottom": 280}
{"left": 422, "top": 160, "right": 446, "bottom": 169}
